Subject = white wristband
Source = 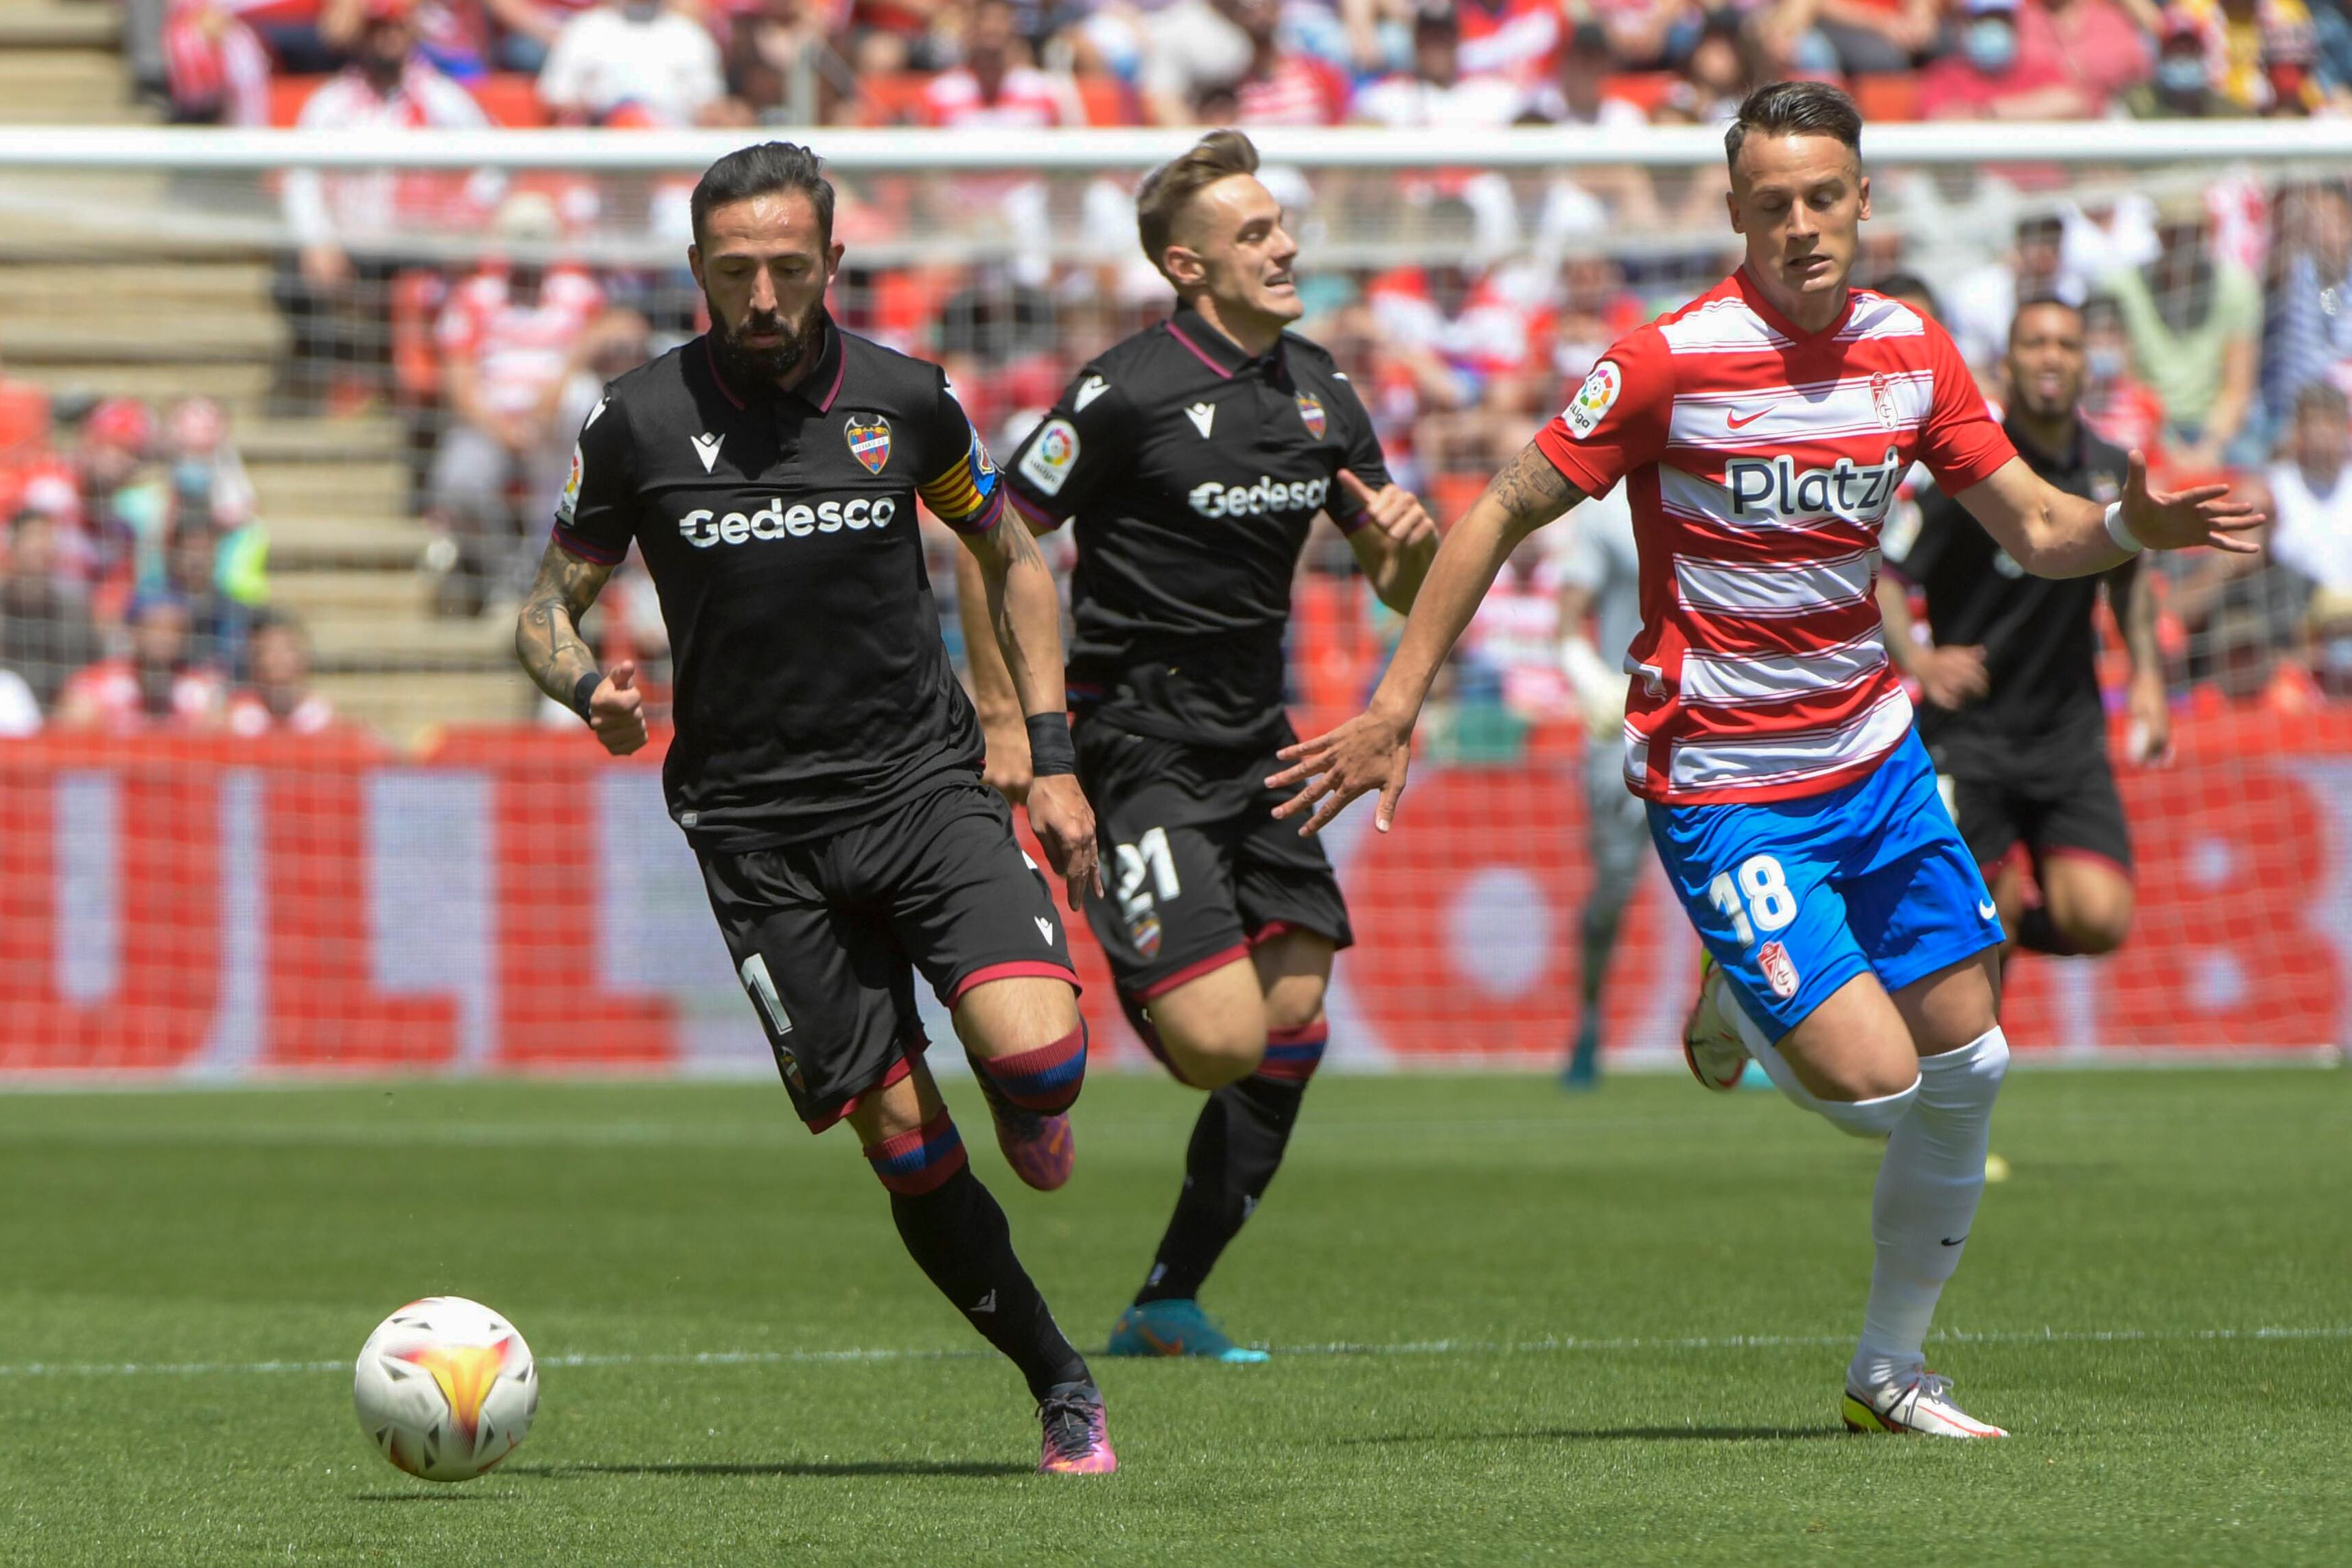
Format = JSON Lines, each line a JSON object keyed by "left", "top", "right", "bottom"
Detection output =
{"left": 2104, "top": 500, "right": 2144, "bottom": 555}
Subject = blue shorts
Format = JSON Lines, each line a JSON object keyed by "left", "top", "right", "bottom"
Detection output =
{"left": 1646, "top": 731, "right": 2004, "bottom": 1040}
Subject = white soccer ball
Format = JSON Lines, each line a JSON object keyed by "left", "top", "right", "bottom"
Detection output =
{"left": 352, "top": 1296, "right": 539, "bottom": 1482}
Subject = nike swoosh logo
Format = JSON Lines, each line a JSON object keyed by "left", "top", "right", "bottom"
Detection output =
{"left": 1725, "top": 408, "right": 1769, "bottom": 430}
{"left": 1138, "top": 1327, "right": 1185, "bottom": 1355}
{"left": 1941, "top": 1235, "right": 1969, "bottom": 1247}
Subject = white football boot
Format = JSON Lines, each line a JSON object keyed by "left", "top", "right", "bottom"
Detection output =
{"left": 1843, "top": 1371, "right": 2010, "bottom": 1438}
{"left": 1680, "top": 954, "right": 1751, "bottom": 1092}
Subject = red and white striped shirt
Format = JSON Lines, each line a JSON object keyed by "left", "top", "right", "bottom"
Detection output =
{"left": 436, "top": 265, "right": 606, "bottom": 417}
{"left": 1535, "top": 270, "right": 2016, "bottom": 807}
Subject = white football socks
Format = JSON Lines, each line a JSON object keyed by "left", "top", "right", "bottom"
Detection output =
{"left": 1851, "top": 1025, "right": 2011, "bottom": 1392}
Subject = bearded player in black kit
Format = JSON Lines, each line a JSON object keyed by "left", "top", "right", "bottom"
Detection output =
{"left": 515, "top": 144, "right": 1116, "bottom": 1475}
{"left": 1878, "top": 296, "right": 2166, "bottom": 963}
{"left": 959, "top": 130, "right": 1438, "bottom": 1361}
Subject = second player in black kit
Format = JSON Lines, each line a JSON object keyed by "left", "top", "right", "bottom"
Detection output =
{"left": 1881, "top": 296, "right": 2166, "bottom": 960}
{"left": 515, "top": 144, "right": 1119, "bottom": 1474}
{"left": 962, "top": 132, "right": 1436, "bottom": 1360}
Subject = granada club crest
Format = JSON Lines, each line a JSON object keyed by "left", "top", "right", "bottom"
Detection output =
{"left": 844, "top": 412, "right": 892, "bottom": 474}
{"left": 1295, "top": 393, "right": 1326, "bottom": 439}
{"left": 1759, "top": 939, "right": 1800, "bottom": 1000}
{"left": 1870, "top": 371, "right": 1898, "bottom": 430}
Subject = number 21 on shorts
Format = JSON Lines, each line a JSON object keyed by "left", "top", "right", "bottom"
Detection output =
{"left": 1707, "top": 855, "right": 1797, "bottom": 947}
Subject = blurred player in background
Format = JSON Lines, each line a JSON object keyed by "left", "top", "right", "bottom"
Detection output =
{"left": 1553, "top": 483, "right": 1646, "bottom": 1088}
{"left": 1880, "top": 296, "right": 2165, "bottom": 962}
{"left": 960, "top": 130, "right": 1437, "bottom": 1364}
{"left": 1272, "top": 82, "right": 2259, "bottom": 1438}
{"left": 516, "top": 143, "right": 1117, "bottom": 1475}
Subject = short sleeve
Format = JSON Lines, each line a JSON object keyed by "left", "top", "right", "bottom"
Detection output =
{"left": 1916, "top": 318, "right": 2016, "bottom": 495}
{"left": 550, "top": 387, "right": 634, "bottom": 565}
{"left": 1321, "top": 371, "right": 1393, "bottom": 535}
{"left": 1003, "top": 362, "right": 1134, "bottom": 531}
{"left": 913, "top": 370, "right": 1006, "bottom": 536}
{"left": 1531, "top": 327, "right": 1673, "bottom": 499}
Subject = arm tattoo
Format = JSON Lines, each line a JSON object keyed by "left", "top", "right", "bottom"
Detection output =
{"left": 515, "top": 540, "right": 615, "bottom": 703}
{"left": 1487, "top": 443, "right": 1578, "bottom": 527}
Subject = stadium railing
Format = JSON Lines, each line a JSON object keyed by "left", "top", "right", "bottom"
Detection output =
{"left": 0, "top": 123, "right": 2345, "bottom": 1077}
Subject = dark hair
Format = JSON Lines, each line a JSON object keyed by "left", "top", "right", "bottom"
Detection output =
{"left": 2008, "top": 292, "right": 2084, "bottom": 345}
{"left": 1723, "top": 80, "right": 1863, "bottom": 176}
{"left": 2295, "top": 380, "right": 2351, "bottom": 423}
{"left": 690, "top": 141, "right": 835, "bottom": 250}
{"left": 1136, "top": 129, "right": 1259, "bottom": 285}
{"left": 1873, "top": 270, "right": 1941, "bottom": 319}
{"left": 247, "top": 604, "right": 307, "bottom": 640}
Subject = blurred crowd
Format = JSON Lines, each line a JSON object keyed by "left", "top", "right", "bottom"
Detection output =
{"left": 0, "top": 391, "right": 338, "bottom": 738}
{"left": 34, "top": 0, "right": 2352, "bottom": 747}
{"left": 147, "top": 0, "right": 2352, "bottom": 132}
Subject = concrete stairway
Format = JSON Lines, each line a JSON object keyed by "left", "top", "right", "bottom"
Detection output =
{"left": 0, "top": 0, "right": 539, "bottom": 742}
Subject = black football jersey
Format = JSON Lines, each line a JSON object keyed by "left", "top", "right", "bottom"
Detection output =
{"left": 1003, "top": 307, "right": 1392, "bottom": 749}
{"left": 1886, "top": 417, "right": 2138, "bottom": 771}
{"left": 553, "top": 314, "right": 1006, "bottom": 849}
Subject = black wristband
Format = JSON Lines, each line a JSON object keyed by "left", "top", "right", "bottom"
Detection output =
{"left": 570, "top": 670, "right": 603, "bottom": 723}
{"left": 1025, "top": 712, "right": 1076, "bottom": 777}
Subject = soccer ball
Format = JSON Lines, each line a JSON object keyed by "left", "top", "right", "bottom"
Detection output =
{"left": 352, "top": 1296, "right": 539, "bottom": 1482}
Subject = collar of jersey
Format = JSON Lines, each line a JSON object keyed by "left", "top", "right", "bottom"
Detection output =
{"left": 699, "top": 311, "right": 846, "bottom": 414}
{"left": 2003, "top": 411, "right": 2089, "bottom": 475}
{"left": 1732, "top": 264, "right": 1856, "bottom": 343}
{"left": 1167, "top": 306, "right": 1286, "bottom": 381}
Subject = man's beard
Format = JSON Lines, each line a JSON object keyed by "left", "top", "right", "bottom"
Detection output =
{"left": 709, "top": 301, "right": 824, "bottom": 392}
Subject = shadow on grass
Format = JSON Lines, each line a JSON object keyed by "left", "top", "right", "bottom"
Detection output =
{"left": 504, "top": 1459, "right": 1032, "bottom": 1479}
{"left": 1347, "top": 1425, "right": 1843, "bottom": 1445}
{"left": 353, "top": 1491, "right": 494, "bottom": 1502}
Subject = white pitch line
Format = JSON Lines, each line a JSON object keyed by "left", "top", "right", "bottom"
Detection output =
{"left": 2, "top": 1324, "right": 2345, "bottom": 1381}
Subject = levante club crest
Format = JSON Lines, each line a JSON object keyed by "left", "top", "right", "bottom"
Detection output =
{"left": 1296, "top": 393, "right": 1326, "bottom": 439}
{"left": 845, "top": 413, "right": 892, "bottom": 473}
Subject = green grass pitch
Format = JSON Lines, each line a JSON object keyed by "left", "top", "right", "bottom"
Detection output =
{"left": 2, "top": 1068, "right": 2346, "bottom": 1567}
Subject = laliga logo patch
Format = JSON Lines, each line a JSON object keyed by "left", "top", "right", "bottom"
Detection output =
{"left": 1759, "top": 940, "right": 1800, "bottom": 1001}
{"left": 1020, "top": 417, "right": 1080, "bottom": 496}
{"left": 1871, "top": 371, "right": 1899, "bottom": 431}
{"left": 557, "top": 442, "right": 583, "bottom": 524}
{"left": 1296, "top": 393, "right": 1326, "bottom": 440}
{"left": 844, "top": 412, "right": 892, "bottom": 474}
{"left": 1564, "top": 360, "right": 1621, "bottom": 441}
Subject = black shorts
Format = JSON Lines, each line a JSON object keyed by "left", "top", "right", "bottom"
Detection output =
{"left": 697, "top": 781, "right": 1078, "bottom": 1132}
{"left": 1076, "top": 718, "right": 1353, "bottom": 1006}
{"left": 1942, "top": 738, "right": 2134, "bottom": 882}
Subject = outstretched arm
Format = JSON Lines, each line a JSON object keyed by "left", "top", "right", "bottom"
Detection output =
{"left": 1954, "top": 450, "right": 2262, "bottom": 579}
{"left": 515, "top": 538, "right": 645, "bottom": 756}
{"left": 1268, "top": 443, "right": 1585, "bottom": 834}
{"left": 957, "top": 517, "right": 1099, "bottom": 910}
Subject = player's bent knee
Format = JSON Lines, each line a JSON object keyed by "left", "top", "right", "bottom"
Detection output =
{"left": 1254, "top": 1016, "right": 1329, "bottom": 1085}
{"left": 971, "top": 1019, "right": 1088, "bottom": 1115}
{"left": 1158, "top": 1027, "right": 1264, "bottom": 1090}
{"left": 1814, "top": 1078, "right": 1920, "bottom": 1139}
{"left": 863, "top": 1108, "right": 969, "bottom": 1196}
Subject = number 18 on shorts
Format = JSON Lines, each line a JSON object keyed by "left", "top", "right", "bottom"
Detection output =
{"left": 1644, "top": 733, "right": 2006, "bottom": 1040}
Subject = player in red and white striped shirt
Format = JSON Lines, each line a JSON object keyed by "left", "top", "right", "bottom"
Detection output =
{"left": 1273, "top": 82, "right": 2260, "bottom": 1440}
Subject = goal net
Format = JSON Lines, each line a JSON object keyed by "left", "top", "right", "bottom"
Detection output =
{"left": 0, "top": 124, "right": 2344, "bottom": 1076}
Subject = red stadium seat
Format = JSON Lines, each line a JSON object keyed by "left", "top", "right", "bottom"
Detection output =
{"left": 469, "top": 73, "right": 550, "bottom": 128}
{"left": 0, "top": 380, "right": 49, "bottom": 465}
{"left": 857, "top": 71, "right": 933, "bottom": 127}
{"left": 1077, "top": 74, "right": 1139, "bottom": 127}
{"left": 1850, "top": 74, "right": 1922, "bottom": 124}
{"left": 1600, "top": 73, "right": 1677, "bottom": 114}
{"left": 270, "top": 75, "right": 324, "bottom": 127}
